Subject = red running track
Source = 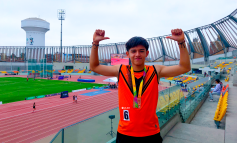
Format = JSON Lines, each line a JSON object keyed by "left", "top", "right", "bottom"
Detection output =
{"left": 0, "top": 89, "right": 119, "bottom": 143}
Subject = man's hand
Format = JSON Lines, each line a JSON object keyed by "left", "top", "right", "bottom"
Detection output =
{"left": 93, "top": 29, "right": 110, "bottom": 44}
{"left": 166, "top": 29, "right": 184, "bottom": 42}
{"left": 155, "top": 28, "right": 190, "bottom": 79}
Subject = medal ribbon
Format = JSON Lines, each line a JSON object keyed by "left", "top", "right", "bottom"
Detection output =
{"left": 131, "top": 66, "right": 147, "bottom": 108}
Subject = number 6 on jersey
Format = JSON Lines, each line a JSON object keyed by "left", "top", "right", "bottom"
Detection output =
{"left": 123, "top": 110, "right": 130, "bottom": 121}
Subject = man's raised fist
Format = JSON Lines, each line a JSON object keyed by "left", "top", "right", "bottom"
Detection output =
{"left": 166, "top": 29, "right": 185, "bottom": 43}
{"left": 93, "top": 29, "right": 110, "bottom": 44}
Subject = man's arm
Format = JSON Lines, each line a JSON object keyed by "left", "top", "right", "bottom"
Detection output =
{"left": 90, "top": 29, "right": 120, "bottom": 77}
{"left": 155, "top": 29, "right": 191, "bottom": 78}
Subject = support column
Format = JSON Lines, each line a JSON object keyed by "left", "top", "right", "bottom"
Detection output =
{"left": 230, "top": 16, "right": 237, "bottom": 24}
{"left": 73, "top": 46, "right": 75, "bottom": 64}
{"left": 115, "top": 43, "right": 119, "bottom": 54}
{"left": 52, "top": 47, "right": 53, "bottom": 63}
{"left": 211, "top": 24, "right": 231, "bottom": 58}
{"left": 158, "top": 37, "right": 167, "bottom": 65}
{"left": 184, "top": 32, "right": 196, "bottom": 65}
{"left": 25, "top": 47, "right": 27, "bottom": 62}
{"left": 196, "top": 28, "right": 210, "bottom": 65}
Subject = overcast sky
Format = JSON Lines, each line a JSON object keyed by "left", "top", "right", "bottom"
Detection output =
{"left": 0, "top": 0, "right": 236, "bottom": 46}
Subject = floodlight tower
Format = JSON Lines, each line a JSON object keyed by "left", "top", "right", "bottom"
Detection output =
{"left": 58, "top": 9, "right": 65, "bottom": 63}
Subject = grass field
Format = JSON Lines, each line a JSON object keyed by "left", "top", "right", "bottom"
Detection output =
{"left": 0, "top": 77, "right": 106, "bottom": 104}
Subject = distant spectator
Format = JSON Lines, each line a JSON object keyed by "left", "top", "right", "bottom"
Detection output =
{"left": 204, "top": 72, "right": 206, "bottom": 77}
{"left": 33, "top": 102, "right": 36, "bottom": 112}
{"left": 209, "top": 79, "right": 222, "bottom": 102}
{"left": 199, "top": 85, "right": 204, "bottom": 91}
{"left": 194, "top": 85, "right": 204, "bottom": 93}
{"left": 169, "top": 81, "right": 171, "bottom": 86}
{"left": 219, "top": 81, "right": 223, "bottom": 89}
{"left": 70, "top": 74, "right": 71, "bottom": 78}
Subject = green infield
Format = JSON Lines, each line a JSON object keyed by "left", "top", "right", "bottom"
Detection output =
{"left": 0, "top": 77, "right": 106, "bottom": 104}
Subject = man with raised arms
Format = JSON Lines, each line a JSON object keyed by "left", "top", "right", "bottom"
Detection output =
{"left": 90, "top": 29, "right": 190, "bottom": 143}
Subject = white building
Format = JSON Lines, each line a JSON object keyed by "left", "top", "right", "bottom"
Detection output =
{"left": 21, "top": 18, "right": 50, "bottom": 46}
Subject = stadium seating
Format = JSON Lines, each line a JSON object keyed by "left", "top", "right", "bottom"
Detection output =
{"left": 0, "top": 71, "right": 7, "bottom": 73}
{"left": 78, "top": 69, "right": 85, "bottom": 73}
{"left": 67, "top": 69, "right": 74, "bottom": 73}
{"left": 225, "top": 75, "right": 230, "bottom": 82}
{"left": 58, "top": 70, "right": 66, "bottom": 73}
{"left": 213, "top": 84, "right": 229, "bottom": 129}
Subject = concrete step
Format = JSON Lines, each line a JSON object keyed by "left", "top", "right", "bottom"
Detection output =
{"left": 163, "top": 123, "right": 224, "bottom": 143}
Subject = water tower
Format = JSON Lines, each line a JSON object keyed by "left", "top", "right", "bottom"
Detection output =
{"left": 21, "top": 18, "right": 50, "bottom": 46}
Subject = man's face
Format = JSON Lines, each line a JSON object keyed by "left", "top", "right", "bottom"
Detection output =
{"left": 126, "top": 45, "right": 149, "bottom": 66}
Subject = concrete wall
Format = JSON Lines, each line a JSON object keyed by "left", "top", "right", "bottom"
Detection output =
{"left": 193, "top": 57, "right": 204, "bottom": 63}
{"left": 233, "top": 74, "right": 237, "bottom": 86}
{"left": 216, "top": 59, "right": 236, "bottom": 63}
{"left": 194, "top": 53, "right": 204, "bottom": 59}
{"left": 53, "top": 63, "right": 90, "bottom": 70}
{"left": 209, "top": 53, "right": 225, "bottom": 60}
{"left": 209, "top": 52, "right": 232, "bottom": 61}
{"left": 191, "top": 64, "right": 205, "bottom": 69}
